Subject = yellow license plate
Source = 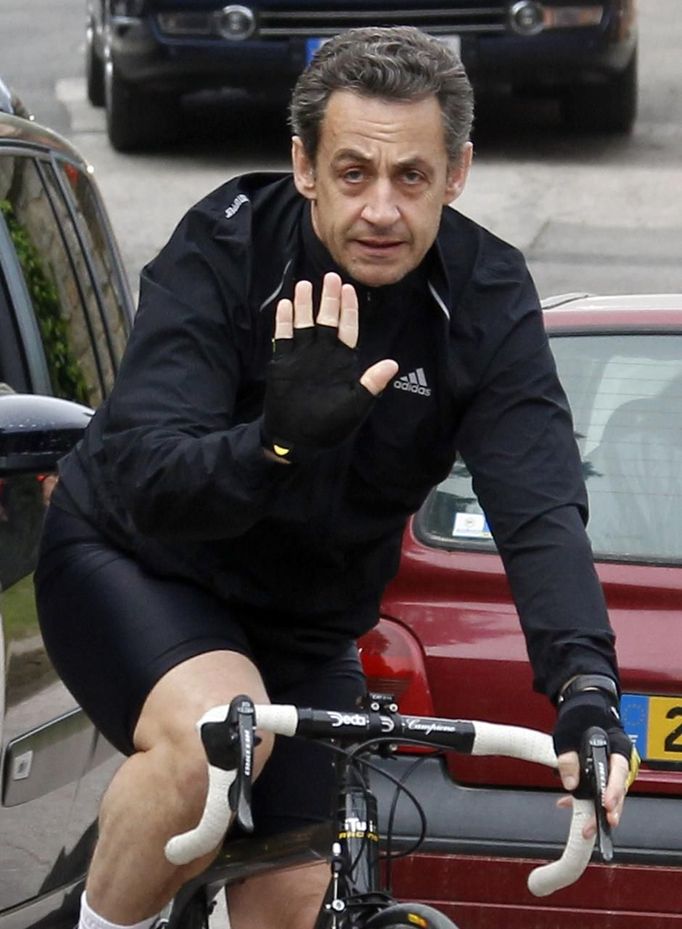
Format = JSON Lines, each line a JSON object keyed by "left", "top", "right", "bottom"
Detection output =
{"left": 621, "top": 693, "right": 682, "bottom": 765}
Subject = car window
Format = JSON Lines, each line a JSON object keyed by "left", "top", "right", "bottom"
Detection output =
{"left": 0, "top": 154, "right": 105, "bottom": 406}
{"left": 416, "top": 333, "right": 682, "bottom": 564}
{"left": 0, "top": 270, "right": 29, "bottom": 392}
{"left": 0, "top": 472, "right": 52, "bottom": 596}
{"left": 56, "top": 160, "right": 130, "bottom": 369}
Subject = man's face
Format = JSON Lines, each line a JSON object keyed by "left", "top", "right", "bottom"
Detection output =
{"left": 292, "top": 90, "right": 472, "bottom": 287}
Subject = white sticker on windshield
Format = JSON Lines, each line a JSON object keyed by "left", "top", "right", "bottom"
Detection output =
{"left": 452, "top": 512, "right": 492, "bottom": 539}
{"left": 438, "top": 35, "right": 462, "bottom": 59}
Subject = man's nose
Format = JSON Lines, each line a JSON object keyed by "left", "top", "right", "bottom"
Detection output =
{"left": 360, "top": 180, "right": 400, "bottom": 226}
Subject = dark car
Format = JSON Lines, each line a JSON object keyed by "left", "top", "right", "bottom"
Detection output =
{"left": 360, "top": 294, "right": 682, "bottom": 928}
{"left": 86, "top": 0, "right": 638, "bottom": 151}
{"left": 0, "top": 101, "right": 133, "bottom": 927}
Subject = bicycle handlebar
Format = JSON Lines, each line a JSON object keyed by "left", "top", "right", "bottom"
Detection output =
{"left": 164, "top": 702, "right": 597, "bottom": 896}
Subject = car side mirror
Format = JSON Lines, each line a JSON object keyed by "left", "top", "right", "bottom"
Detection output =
{"left": 0, "top": 394, "right": 93, "bottom": 475}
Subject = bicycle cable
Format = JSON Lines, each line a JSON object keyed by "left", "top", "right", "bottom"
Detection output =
{"left": 320, "top": 735, "right": 435, "bottom": 881}
{"left": 382, "top": 752, "right": 439, "bottom": 891}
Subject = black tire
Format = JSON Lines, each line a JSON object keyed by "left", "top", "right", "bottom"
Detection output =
{"left": 166, "top": 891, "right": 210, "bottom": 929}
{"left": 105, "top": 61, "right": 181, "bottom": 152}
{"left": 561, "top": 49, "right": 638, "bottom": 134}
{"left": 85, "top": 20, "right": 105, "bottom": 107}
{"left": 364, "top": 902, "right": 460, "bottom": 929}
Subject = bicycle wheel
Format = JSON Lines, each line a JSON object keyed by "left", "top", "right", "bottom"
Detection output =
{"left": 364, "top": 901, "right": 460, "bottom": 928}
{"left": 166, "top": 891, "right": 210, "bottom": 929}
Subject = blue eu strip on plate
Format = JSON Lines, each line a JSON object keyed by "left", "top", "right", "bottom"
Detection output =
{"left": 306, "top": 37, "right": 327, "bottom": 64}
{"left": 621, "top": 692, "right": 682, "bottom": 765}
{"left": 621, "top": 693, "right": 649, "bottom": 760}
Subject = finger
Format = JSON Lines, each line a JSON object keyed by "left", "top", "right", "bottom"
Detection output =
{"left": 316, "top": 272, "right": 343, "bottom": 328}
{"left": 556, "top": 794, "right": 597, "bottom": 839}
{"left": 556, "top": 751, "right": 600, "bottom": 839}
{"left": 556, "top": 750, "right": 580, "bottom": 792}
{"left": 274, "top": 298, "right": 294, "bottom": 341}
{"left": 582, "top": 813, "right": 598, "bottom": 839}
{"left": 293, "top": 280, "right": 314, "bottom": 330}
{"left": 579, "top": 756, "right": 629, "bottom": 838}
{"left": 360, "top": 359, "right": 399, "bottom": 397}
{"left": 556, "top": 793, "right": 599, "bottom": 841}
{"left": 603, "top": 752, "right": 629, "bottom": 828}
{"left": 555, "top": 794, "right": 597, "bottom": 839}
{"left": 337, "top": 283, "right": 359, "bottom": 349}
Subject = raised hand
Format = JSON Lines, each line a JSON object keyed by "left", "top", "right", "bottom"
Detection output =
{"left": 263, "top": 272, "right": 398, "bottom": 461}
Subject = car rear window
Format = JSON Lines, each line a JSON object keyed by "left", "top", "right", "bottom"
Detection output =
{"left": 416, "top": 333, "right": 682, "bottom": 564}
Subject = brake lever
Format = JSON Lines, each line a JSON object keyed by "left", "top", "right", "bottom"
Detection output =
{"left": 199, "top": 694, "right": 259, "bottom": 834}
{"left": 578, "top": 726, "right": 613, "bottom": 862}
{"left": 230, "top": 696, "right": 259, "bottom": 832}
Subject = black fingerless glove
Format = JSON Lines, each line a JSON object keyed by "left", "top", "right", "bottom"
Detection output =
{"left": 553, "top": 689, "right": 632, "bottom": 762}
{"left": 263, "top": 325, "right": 375, "bottom": 461}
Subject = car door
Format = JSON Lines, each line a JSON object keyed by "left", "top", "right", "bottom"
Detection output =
{"left": 0, "top": 139, "right": 131, "bottom": 910}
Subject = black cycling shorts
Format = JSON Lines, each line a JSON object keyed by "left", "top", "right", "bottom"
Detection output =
{"left": 35, "top": 504, "right": 367, "bottom": 836}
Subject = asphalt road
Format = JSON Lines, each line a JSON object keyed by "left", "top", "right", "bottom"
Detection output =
{"left": 3, "top": 0, "right": 682, "bottom": 300}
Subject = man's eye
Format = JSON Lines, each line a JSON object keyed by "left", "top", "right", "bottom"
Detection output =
{"left": 341, "top": 169, "right": 364, "bottom": 183}
{"left": 403, "top": 170, "right": 425, "bottom": 185}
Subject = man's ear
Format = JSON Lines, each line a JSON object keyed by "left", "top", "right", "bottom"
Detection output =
{"left": 292, "top": 136, "right": 317, "bottom": 201}
{"left": 444, "top": 141, "right": 473, "bottom": 204}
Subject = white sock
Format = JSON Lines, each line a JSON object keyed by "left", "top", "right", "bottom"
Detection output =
{"left": 79, "top": 892, "right": 161, "bottom": 929}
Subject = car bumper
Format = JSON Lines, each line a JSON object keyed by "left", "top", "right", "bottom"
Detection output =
{"left": 370, "top": 755, "right": 682, "bottom": 928}
{"left": 462, "top": 28, "right": 636, "bottom": 89}
{"left": 108, "top": 15, "right": 636, "bottom": 94}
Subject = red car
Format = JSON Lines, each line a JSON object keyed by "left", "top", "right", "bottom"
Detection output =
{"left": 360, "top": 294, "right": 682, "bottom": 929}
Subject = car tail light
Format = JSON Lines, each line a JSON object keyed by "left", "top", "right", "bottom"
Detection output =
{"left": 358, "top": 618, "right": 434, "bottom": 718}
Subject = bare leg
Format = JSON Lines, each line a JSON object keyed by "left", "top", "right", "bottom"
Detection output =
{"left": 228, "top": 862, "right": 332, "bottom": 929}
{"left": 85, "top": 650, "right": 273, "bottom": 922}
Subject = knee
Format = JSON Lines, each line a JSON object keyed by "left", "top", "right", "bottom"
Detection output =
{"left": 170, "top": 738, "right": 212, "bottom": 818}
{"left": 154, "top": 723, "right": 275, "bottom": 821}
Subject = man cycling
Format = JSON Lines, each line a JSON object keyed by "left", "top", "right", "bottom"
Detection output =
{"left": 36, "top": 26, "right": 636, "bottom": 929}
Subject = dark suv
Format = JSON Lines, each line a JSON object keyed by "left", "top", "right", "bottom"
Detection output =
{"left": 86, "top": 0, "right": 638, "bottom": 151}
{"left": 0, "top": 96, "right": 133, "bottom": 928}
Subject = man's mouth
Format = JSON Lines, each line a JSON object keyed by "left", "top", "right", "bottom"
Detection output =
{"left": 356, "top": 238, "right": 404, "bottom": 252}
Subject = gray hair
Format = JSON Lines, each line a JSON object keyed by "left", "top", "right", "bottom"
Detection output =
{"left": 289, "top": 26, "right": 474, "bottom": 164}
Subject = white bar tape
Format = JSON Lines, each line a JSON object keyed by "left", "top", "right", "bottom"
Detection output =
{"left": 254, "top": 703, "right": 299, "bottom": 736}
{"left": 471, "top": 721, "right": 558, "bottom": 768}
{"left": 527, "top": 799, "right": 596, "bottom": 896}
{"left": 194, "top": 703, "right": 299, "bottom": 736}
{"left": 471, "top": 722, "right": 596, "bottom": 895}
{"left": 164, "top": 764, "right": 236, "bottom": 865}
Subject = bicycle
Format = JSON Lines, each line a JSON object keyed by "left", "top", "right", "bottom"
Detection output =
{"left": 162, "top": 693, "right": 614, "bottom": 929}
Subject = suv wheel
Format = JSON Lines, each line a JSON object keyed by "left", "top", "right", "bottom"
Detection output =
{"left": 85, "top": 19, "right": 105, "bottom": 107}
{"left": 561, "top": 50, "right": 638, "bottom": 134}
{"left": 105, "top": 61, "right": 181, "bottom": 152}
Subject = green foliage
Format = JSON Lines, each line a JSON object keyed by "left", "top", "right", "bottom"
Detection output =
{"left": 1, "top": 572, "right": 38, "bottom": 640}
{"left": 0, "top": 198, "right": 91, "bottom": 405}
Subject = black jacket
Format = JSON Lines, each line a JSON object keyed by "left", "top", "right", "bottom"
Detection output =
{"left": 53, "top": 172, "right": 617, "bottom": 700}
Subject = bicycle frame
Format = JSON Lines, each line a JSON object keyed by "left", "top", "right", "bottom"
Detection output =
{"left": 312, "top": 749, "right": 394, "bottom": 928}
